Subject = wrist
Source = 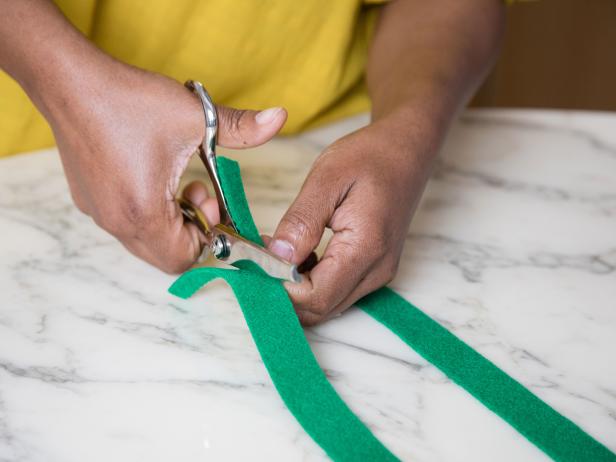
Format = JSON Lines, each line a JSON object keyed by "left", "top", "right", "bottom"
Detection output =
{"left": 370, "top": 103, "right": 447, "bottom": 165}
{"left": 28, "top": 41, "right": 114, "bottom": 121}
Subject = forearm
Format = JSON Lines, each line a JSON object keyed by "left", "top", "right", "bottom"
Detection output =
{"left": 0, "top": 0, "right": 107, "bottom": 118}
{"left": 367, "top": 0, "right": 505, "bottom": 144}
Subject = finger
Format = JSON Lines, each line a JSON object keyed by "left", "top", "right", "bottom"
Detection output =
{"left": 268, "top": 167, "right": 348, "bottom": 265}
{"left": 261, "top": 234, "right": 318, "bottom": 273}
{"left": 324, "top": 257, "right": 398, "bottom": 322}
{"left": 182, "top": 180, "right": 209, "bottom": 206}
{"left": 122, "top": 203, "right": 203, "bottom": 274}
{"left": 164, "top": 201, "right": 206, "bottom": 273}
{"left": 282, "top": 276, "right": 320, "bottom": 326}
{"left": 291, "top": 257, "right": 382, "bottom": 327}
{"left": 285, "top": 230, "right": 379, "bottom": 325}
{"left": 182, "top": 180, "right": 220, "bottom": 226}
{"left": 295, "top": 308, "right": 326, "bottom": 327}
{"left": 216, "top": 105, "right": 287, "bottom": 149}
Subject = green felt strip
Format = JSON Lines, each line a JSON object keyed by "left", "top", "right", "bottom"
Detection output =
{"left": 217, "top": 157, "right": 263, "bottom": 245}
{"left": 170, "top": 156, "right": 398, "bottom": 461}
{"left": 170, "top": 262, "right": 397, "bottom": 461}
{"left": 170, "top": 156, "right": 616, "bottom": 462}
{"left": 357, "top": 288, "right": 616, "bottom": 462}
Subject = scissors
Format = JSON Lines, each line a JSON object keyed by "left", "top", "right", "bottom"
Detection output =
{"left": 178, "top": 80, "right": 301, "bottom": 283}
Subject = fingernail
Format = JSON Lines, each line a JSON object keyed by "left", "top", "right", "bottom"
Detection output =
{"left": 255, "top": 107, "right": 282, "bottom": 125}
{"left": 269, "top": 239, "right": 294, "bottom": 261}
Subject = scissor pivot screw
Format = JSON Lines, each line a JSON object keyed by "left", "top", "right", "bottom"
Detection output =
{"left": 211, "top": 235, "right": 230, "bottom": 259}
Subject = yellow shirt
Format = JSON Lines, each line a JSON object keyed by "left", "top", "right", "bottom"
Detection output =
{"left": 0, "top": 0, "right": 382, "bottom": 156}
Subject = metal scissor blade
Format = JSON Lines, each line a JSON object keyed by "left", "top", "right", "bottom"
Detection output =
{"left": 180, "top": 81, "right": 300, "bottom": 283}
{"left": 212, "top": 225, "right": 301, "bottom": 283}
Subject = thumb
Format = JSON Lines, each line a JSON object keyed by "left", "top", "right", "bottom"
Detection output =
{"left": 216, "top": 105, "right": 287, "bottom": 149}
{"left": 268, "top": 170, "right": 340, "bottom": 265}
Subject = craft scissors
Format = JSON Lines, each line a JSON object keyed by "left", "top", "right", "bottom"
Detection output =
{"left": 178, "top": 80, "right": 301, "bottom": 283}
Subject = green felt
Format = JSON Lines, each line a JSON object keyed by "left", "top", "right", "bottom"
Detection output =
{"left": 170, "top": 156, "right": 616, "bottom": 462}
{"left": 170, "top": 262, "right": 397, "bottom": 461}
{"left": 217, "top": 157, "right": 264, "bottom": 245}
{"left": 357, "top": 288, "right": 616, "bottom": 462}
{"left": 171, "top": 156, "right": 398, "bottom": 461}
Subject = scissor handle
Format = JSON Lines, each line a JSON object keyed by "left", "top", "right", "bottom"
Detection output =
{"left": 177, "top": 197, "right": 211, "bottom": 236}
{"left": 185, "top": 80, "right": 237, "bottom": 231}
{"left": 177, "top": 197, "right": 215, "bottom": 262}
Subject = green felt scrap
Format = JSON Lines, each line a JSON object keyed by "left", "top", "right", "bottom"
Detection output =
{"left": 170, "top": 156, "right": 616, "bottom": 462}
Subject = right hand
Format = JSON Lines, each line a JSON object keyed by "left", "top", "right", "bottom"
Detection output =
{"left": 38, "top": 55, "right": 286, "bottom": 273}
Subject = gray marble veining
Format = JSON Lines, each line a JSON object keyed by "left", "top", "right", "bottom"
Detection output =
{"left": 0, "top": 109, "right": 615, "bottom": 461}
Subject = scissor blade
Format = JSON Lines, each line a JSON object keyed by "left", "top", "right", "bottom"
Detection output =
{"left": 213, "top": 225, "right": 301, "bottom": 283}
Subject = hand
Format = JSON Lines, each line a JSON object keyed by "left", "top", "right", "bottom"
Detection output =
{"left": 42, "top": 57, "right": 287, "bottom": 272}
{"left": 268, "top": 117, "right": 438, "bottom": 325}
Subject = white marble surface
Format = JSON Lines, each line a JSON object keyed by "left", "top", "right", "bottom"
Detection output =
{"left": 1, "top": 109, "right": 615, "bottom": 461}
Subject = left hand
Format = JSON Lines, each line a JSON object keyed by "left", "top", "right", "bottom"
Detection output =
{"left": 267, "top": 117, "right": 437, "bottom": 325}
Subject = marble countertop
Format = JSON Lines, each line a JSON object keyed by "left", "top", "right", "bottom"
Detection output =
{"left": 1, "top": 109, "right": 615, "bottom": 461}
